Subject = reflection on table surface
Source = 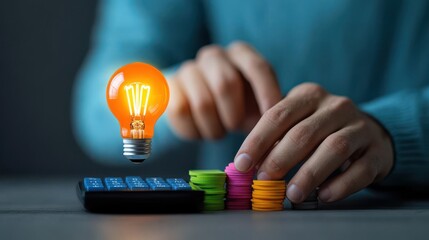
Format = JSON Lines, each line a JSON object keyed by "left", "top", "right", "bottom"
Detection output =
{"left": 0, "top": 178, "right": 428, "bottom": 240}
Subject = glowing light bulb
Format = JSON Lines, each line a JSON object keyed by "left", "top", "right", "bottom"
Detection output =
{"left": 106, "top": 62, "right": 169, "bottom": 163}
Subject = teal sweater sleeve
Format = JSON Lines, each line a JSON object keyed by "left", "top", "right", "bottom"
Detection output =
{"left": 72, "top": 0, "right": 207, "bottom": 164}
{"left": 361, "top": 87, "right": 429, "bottom": 187}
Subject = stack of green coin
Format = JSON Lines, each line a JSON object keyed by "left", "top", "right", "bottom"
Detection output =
{"left": 189, "top": 170, "right": 226, "bottom": 211}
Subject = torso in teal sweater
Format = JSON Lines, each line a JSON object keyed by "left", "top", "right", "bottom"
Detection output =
{"left": 73, "top": 0, "right": 429, "bottom": 186}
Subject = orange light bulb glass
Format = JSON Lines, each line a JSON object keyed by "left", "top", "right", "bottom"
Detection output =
{"left": 106, "top": 62, "right": 169, "bottom": 163}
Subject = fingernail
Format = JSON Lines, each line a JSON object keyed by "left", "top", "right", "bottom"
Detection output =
{"left": 286, "top": 184, "right": 304, "bottom": 203}
{"left": 234, "top": 153, "right": 252, "bottom": 172}
{"left": 318, "top": 188, "right": 332, "bottom": 202}
{"left": 257, "top": 172, "right": 270, "bottom": 180}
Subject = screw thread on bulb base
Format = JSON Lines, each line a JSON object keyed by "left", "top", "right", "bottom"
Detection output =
{"left": 123, "top": 138, "right": 151, "bottom": 163}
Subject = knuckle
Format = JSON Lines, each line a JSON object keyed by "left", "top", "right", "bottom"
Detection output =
{"left": 212, "top": 75, "right": 239, "bottom": 98}
{"left": 179, "top": 61, "right": 197, "bottom": 76}
{"left": 262, "top": 106, "right": 288, "bottom": 128}
{"left": 197, "top": 45, "right": 224, "bottom": 60}
{"left": 193, "top": 97, "right": 215, "bottom": 114}
{"left": 287, "top": 125, "right": 313, "bottom": 147}
{"left": 325, "top": 134, "right": 353, "bottom": 158}
{"left": 225, "top": 118, "right": 241, "bottom": 131}
{"left": 167, "top": 99, "right": 189, "bottom": 119}
{"left": 224, "top": 109, "right": 243, "bottom": 131}
{"left": 291, "top": 83, "right": 326, "bottom": 99}
{"left": 244, "top": 56, "right": 270, "bottom": 72}
{"left": 266, "top": 158, "right": 283, "bottom": 173}
{"left": 228, "top": 41, "right": 250, "bottom": 52}
{"left": 329, "top": 96, "right": 354, "bottom": 113}
{"left": 362, "top": 157, "right": 379, "bottom": 181}
{"left": 354, "top": 119, "right": 369, "bottom": 130}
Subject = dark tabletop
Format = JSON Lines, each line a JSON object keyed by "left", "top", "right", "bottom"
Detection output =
{"left": 1, "top": 177, "right": 428, "bottom": 240}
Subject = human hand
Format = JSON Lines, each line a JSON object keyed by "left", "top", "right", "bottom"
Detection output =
{"left": 167, "top": 42, "right": 282, "bottom": 139}
{"left": 234, "top": 83, "right": 394, "bottom": 203}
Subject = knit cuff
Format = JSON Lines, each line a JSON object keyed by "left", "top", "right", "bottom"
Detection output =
{"left": 360, "top": 91, "right": 428, "bottom": 187}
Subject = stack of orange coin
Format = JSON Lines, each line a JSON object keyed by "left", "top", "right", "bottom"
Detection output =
{"left": 252, "top": 180, "right": 286, "bottom": 211}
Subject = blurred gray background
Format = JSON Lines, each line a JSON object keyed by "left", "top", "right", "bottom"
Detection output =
{"left": 0, "top": 0, "right": 168, "bottom": 177}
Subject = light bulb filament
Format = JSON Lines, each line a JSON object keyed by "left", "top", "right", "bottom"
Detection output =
{"left": 125, "top": 83, "right": 151, "bottom": 117}
{"left": 125, "top": 83, "right": 151, "bottom": 139}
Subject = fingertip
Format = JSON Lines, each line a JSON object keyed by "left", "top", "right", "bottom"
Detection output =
{"left": 256, "top": 171, "right": 271, "bottom": 180}
{"left": 318, "top": 187, "right": 333, "bottom": 203}
{"left": 234, "top": 153, "right": 252, "bottom": 172}
{"left": 286, "top": 184, "right": 304, "bottom": 203}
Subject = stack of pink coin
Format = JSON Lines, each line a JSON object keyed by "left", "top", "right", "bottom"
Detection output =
{"left": 224, "top": 162, "right": 255, "bottom": 210}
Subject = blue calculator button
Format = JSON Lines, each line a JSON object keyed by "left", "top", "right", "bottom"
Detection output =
{"left": 106, "top": 185, "right": 128, "bottom": 191}
{"left": 83, "top": 178, "right": 105, "bottom": 191}
{"left": 150, "top": 185, "right": 172, "bottom": 190}
{"left": 167, "top": 178, "right": 192, "bottom": 190}
{"left": 104, "top": 177, "right": 124, "bottom": 183}
{"left": 171, "top": 184, "right": 192, "bottom": 191}
{"left": 125, "top": 176, "right": 144, "bottom": 182}
{"left": 104, "top": 177, "right": 128, "bottom": 191}
{"left": 125, "top": 176, "right": 149, "bottom": 190}
{"left": 166, "top": 178, "right": 187, "bottom": 184}
{"left": 145, "top": 177, "right": 167, "bottom": 183}
{"left": 146, "top": 178, "right": 171, "bottom": 190}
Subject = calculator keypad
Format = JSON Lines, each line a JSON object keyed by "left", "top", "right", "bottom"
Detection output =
{"left": 104, "top": 177, "right": 127, "bottom": 191}
{"left": 83, "top": 177, "right": 191, "bottom": 192}
{"left": 83, "top": 178, "right": 105, "bottom": 191}
{"left": 125, "top": 176, "right": 150, "bottom": 190}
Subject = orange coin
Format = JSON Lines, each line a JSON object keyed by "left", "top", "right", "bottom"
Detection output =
{"left": 252, "top": 190, "right": 286, "bottom": 195}
{"left": 252, "top": 207, "right": 283, "bottom": 212}
{"left": 253, "top": 180, "right": 286, "bottom": 186}
{"left": 252, "top": 195, "right": 285, "bottom": 199}
{"left": 252, "top": 185, "right": 286, "bottom": 191}
{"left": 252, "top": 201, "right": 284, "bottom": 206}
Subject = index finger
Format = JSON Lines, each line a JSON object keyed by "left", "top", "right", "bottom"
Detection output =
{"left": 234, "top": 94, "right": 319, "bottom": 173}
{"left": 227, "top": 41, "right": 282, "bottom": 113}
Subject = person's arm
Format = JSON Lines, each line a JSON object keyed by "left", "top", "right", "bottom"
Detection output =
{"left": 72, "top": 0, "right": 208, "bottom": 163}
{"left": 361, "top": 87, "right": 429, "bottom": 188}
{"left": 232, "top": 83, "right": 428, "bottom": 203}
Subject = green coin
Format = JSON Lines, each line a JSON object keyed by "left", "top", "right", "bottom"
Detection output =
{"left": 204, "top": 195, "right": 225, "bottom": 202}
{"left": 189, "top": 182, "right": 202, "bottom": 191}
{"left": 191, "top": 182, "right": 225, "bottom": 189}
{"left": 204, "top": 188, "right": 226, "bottom": 195}
{"left": 204, "top": 199, "right": 224, "bottom": 204}
{"left": 189, "top": 170, "right": 225, "bottom": 177}
{"left": 190, "top": 176, "right": 226, "bottom": 184}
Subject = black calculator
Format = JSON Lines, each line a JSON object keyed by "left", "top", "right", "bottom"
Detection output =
{"left": 76, "top": 176, "right": 205, "bottom": 213}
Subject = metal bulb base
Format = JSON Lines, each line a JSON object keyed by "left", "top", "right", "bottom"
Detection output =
{"left": 123, "top": 138, "right": 151, "bottom": 163}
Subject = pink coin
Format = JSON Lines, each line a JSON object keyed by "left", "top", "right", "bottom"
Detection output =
{"left": 226, "top": 205, "right": 251, "bottom": 209}
{"left": 227, "top": 189, "right": 251, "bottom": 193}
{"left": 227, "top": 190, "right": 252, "bottom": 195}
{"left": 226, "top": 204, "right": 251, "bottom": 208}
{"left": 228, "top": 185, "right": 251, "bottom": 189}
{"left": 227, "top": 192, "right": 252, "bottom": 196}
{"left": 226, "top": 198, "right": 251, "bottom": 202}
{"left": 228, "top": 179, "right": 253, "bottom": 182}
{"left": 227, "top": 182, "right": 252, "bottom": 187}
{"left": 227, "top": 177, "right": 253, "bottom": 181}
{"left": 227, "top": 195, "right": 252, "bottom": 199}
{"left": 226, "top": 203, "right": 248, "bottom": 207}
{"left": 227, "top": 187, "right": 252, "bottom": 192}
